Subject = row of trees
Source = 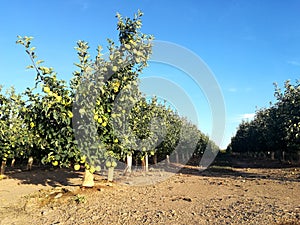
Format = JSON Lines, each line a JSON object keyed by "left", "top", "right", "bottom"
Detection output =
{"left": 228, "top": 80, "right": 300, "bottom": 162}
{"left": 0, "top": 11, "right": 218, "bottom": 185}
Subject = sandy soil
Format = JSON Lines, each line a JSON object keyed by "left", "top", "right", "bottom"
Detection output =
{"left": 0, "top": 155, "right": 299, "bottom": 225}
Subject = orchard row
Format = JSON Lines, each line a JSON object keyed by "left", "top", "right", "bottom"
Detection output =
{"left": 0, "top": 11, "right": 218, "bottom": 185}
{"left": 228, "top": 80, "right": 300, "bottom": 162}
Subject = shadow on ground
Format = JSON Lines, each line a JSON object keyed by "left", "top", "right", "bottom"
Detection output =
{"left": 1, "top": 153, "right": 300, "bottom": 187}
{"left": 3, "top": 165, "right": 83, "bottom": 187}
{"left": 176, "top": 153, "right": 300, "bottom": 183}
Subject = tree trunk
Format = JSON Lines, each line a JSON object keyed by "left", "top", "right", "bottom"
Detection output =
{"left": 186, "top": 152, "right": 190, "bottom": 162}
{"left": 175, "top": 151, "right": 179, "bottom": 164}
{"left": 271, "top": 152, "right": 275, "bottom": 160}
{"left": 1, "top": 160, "right": 6, "bottom": 175}
{"left": 182, "top": 153, "right": 185, "bottom": 162}
{"left": 108, "top": 167, "right": 114, "bottom": 182}
{"left": 11, "top": 158, "right": 15, "bottom": 167}
{"left": 145, "top": 153, "right": 149, "bottom": 172}
{"left": 141, "top": 157, "right": 146, "bottom": 171}
{"left": 153, "top": 154, "right": 157, "bottom": 165}
{"left": 135, "top": 158, "right": 138, "bottom": 171}
{"left": 123, "top": 153, "right": 132, "bottom": 175}
{"left": 27, "top": 156, "right": 33, "bottom": 171}
{"left": 82, "top": 169, "right": 94, "bottom": 187}
{"left": 127, "top": 153, "right": 132, "bottom": 174}
{"left": 165, "top": 155, "right": 170, "bottom": 165}
{"left": 282, "top": 151, "right": 286, "bottom": 162}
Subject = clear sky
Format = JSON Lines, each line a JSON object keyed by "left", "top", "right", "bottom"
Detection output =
{"left": 1, "top": 0, "right": 299, "bottom": 149}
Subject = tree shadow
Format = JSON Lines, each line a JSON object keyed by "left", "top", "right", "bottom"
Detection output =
{"left": 176, "top": 153, "right": 300, "bottom": 183}
{"left": 4, "top": 165, "right": 83, "bottom": 187}
{"left": 2, "top": 153, "right": 299, "bottom": 187}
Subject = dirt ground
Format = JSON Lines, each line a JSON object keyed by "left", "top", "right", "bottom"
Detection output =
{"left": 0, "top": 155, "right": 299, "bottom": 225}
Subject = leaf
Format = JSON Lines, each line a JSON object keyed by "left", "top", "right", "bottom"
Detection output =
{"left": 36, "top": 60, "right": 44, "bottom": 65}
{"left": 26, "top": 65, "right": 34, "bottom": 69}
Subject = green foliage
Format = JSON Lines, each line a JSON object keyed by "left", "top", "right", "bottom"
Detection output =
{"left": 0, "top": 87, "right": 30, "bottom": 162}
{"left": 229, "top": 80, "right": 300, "bottom": 159}
{"left": 0, "top": 10, "right": 214, "bottom": 176}
{"left": 16, "top": 36, "right": 81, "bottom": 168}
{"left": 157, "top": 107, "right": 182, "bottom": 157}
{"left": 72, "top": 10, "right": 153, "bottom": 169}
{"left": 274, "top": 80, "right": 300, "bottom": 152}
{"left": 74, "top": 194, "right": 86, "bottom": 204}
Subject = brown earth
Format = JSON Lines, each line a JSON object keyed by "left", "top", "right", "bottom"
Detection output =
{"left": 0, "top": 155, "right": 299, "bottom": 225}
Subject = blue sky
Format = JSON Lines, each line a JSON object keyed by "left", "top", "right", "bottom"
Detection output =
{"left": 1, "top": 0, "right": 300, "bottom": 149}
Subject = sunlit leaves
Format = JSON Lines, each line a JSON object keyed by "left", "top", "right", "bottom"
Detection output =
{"left": 0, "top": 87, "right": 30, "bottom": 162}
{"left": 17, "top": 36, "right": 81, "bottom": 168}
{"left": 6, "top": 11, "right": 214, "bottom": 177}
{"left": 230, "top": 80, "right": 300, "bottom": 158}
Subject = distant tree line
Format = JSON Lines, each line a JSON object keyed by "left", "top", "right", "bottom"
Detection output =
{"left": 227, "top": 80, "right": 300, "bottom": 162}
